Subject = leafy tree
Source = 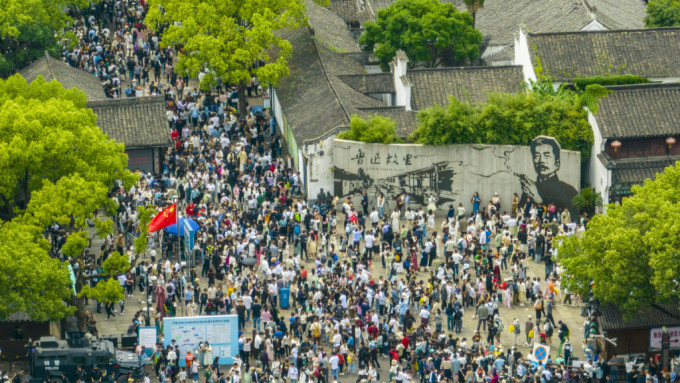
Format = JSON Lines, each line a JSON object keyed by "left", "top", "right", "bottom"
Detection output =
{"left": 463, "top": 0, "right": 485, "bottom": 28}
{"left": 571, "top": 187, "right": 603, "bottom": 216}
{"left": 572, "top": 75, "right": 649, "bottom": 90}
{"left": 337, "top": 115, "right": 402, "bottom": 144}
{"left": 410, "top": 82, "right": 607, "bottom": 160}
{"left": 0, "top": 75, "right": 135, "bottom": 220}
{"left": 4, "top": 175, "right": 149, "bottom": 329}
{"left": 145, "top": 0, "right": 312, "bottom": 114}
{"left": 645, "top": 0, "right": 680, "bottom": 27}
{"left": 411, "top": 98, "right": 478, "bottom": 145}
{"left": 0, "top": 76, "right": 140, "bottom": 328}
{"left": 0, "top": 221, "right": 75, "bottom": 321}
{"left": 358, "top": 0, "right": 482, "bottom": 69}
{"left": 556, "top": 162, "right": 680, "bottom": 316}
{"left": 0, "top": 0, "right": 84, "bottom": 76}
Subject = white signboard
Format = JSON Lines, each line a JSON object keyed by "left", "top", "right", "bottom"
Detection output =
{"left": 650, "top": 327, "right": 680, "bottom": 350}
{"left": 138, "top": 326, "right": 157, "bottom": 348}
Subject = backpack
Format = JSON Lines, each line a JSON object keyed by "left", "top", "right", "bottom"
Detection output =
{"left": 534, "top": 300, "right": 543, "bottom": 310}
{"left": 337, "top": 354, "right": 345, "bottom": 365}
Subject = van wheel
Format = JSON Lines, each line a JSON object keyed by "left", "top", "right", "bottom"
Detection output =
{"left": 116, "top": 374, "right": 129, "bottom": 383}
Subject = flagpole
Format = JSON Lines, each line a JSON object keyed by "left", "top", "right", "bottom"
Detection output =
{"left": 176, "top": 198, "right": 183, "bottom": 316}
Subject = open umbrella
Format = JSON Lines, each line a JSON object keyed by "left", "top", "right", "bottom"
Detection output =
{"left": 164, "top": 217, "right": 200, "bottom": 235}
{"left": 251, "top": 105, "right": 265, "bottom": 114}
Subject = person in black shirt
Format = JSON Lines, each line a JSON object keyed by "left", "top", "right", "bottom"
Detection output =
{"left": 252, "top": 299, "right": 262, "bottom": 331}
{"left": 76, "top": 366, "right": 88, "bottom": 383}
{"left": 236, "top": 299, "right": 247, "bottom": 330}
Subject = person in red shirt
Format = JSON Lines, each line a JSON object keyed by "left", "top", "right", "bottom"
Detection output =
{"left": 367, "top": 324, "right": 378, "bottom": 339}
{"left": 171, "top": 129, "right": 180, "bottom": 140}
{"left": 185, "top": 351, "right": 195, "bottom": 369}
{"left": 186, "top": 203, "right": 195, "bottom": 217}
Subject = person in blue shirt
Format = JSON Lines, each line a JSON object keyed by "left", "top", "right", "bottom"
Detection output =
{"left": 471, "top": 192, "right": 481, "bottom": 215}
{"left": 494, "top": 356, "right": 505, "bottom": 373}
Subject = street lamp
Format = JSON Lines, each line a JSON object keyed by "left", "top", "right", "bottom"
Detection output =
{"left": 610, "top": 140, "right": 622, "bottom": 152}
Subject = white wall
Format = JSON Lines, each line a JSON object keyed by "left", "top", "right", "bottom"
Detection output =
{"left": 391, "top": 51, "right": 412, "bottom": 110}
{"left": 587, "top": 112, "right": 610, "bottom": 206}
{"left": 650, "top": 77, "right": 680, "bottom": 83}
{"left": 514, "top": 27, "right": 537, "bottom": 84}
{"left": 581, "top": 19, "right": 607, "bottom": 31}
{"left": 332, "top": 139, "right": 581, "bottom": 216}
{"left": 302, "top": 137, "right": 335, "bottom": 201}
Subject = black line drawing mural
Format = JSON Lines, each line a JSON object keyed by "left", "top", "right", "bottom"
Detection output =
{"left": 333, "top": 136, "right": 580, "bottom": 215}
{"left": 334, "top": 161, "right": 459, "bottom": 207}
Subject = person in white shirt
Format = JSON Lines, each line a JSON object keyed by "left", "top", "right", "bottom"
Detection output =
{"left": 288, "top": 363, "right": 299, "bottom": 383}
{"left": 369, "top": 208, "right": 379, "bottom": 227}
{"left": 329, "top": 354, "right": 340, "bottom": 379}
{"left": 420, "top": 307, "right": 431, "bottom": 326}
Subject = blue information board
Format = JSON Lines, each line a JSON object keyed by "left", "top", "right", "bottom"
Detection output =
{"left": 163, "top": 315, "right": 239, "bottom": 366}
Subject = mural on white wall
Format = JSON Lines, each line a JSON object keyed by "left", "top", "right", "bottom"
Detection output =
{"left": 333, "top": 136, "right": 580, "bottom": 217}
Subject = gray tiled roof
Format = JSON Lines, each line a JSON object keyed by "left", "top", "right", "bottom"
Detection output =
{"left": 528, "top": 28, "right": 680, "bottom": 82}
{"left": 609, "top": 156, "right": 680, "bottom": 185}
{"left": 449, "top": 0, "right": 592, "bottom": 46}
{"left": 275, "top": 28, "right": 349, "bottom": 143}
{"left": 327, "top": 0, "right": 374, "bottom": 25}
{"left": 87, "top": 96, "right": 170, "bottom": 149}
{"left": 594, "top": 83, "right": 680, "bottom": 139}
{"left": 408, "top": 65, "right": 525, "bottom": 110}
{"left": 358, "top": 106, "right": 419, "bottom": 137}
{"left": 2, "top": 312, "right": 31, "bottom": 323}
{"left": 444, "top": 0, "right": 645, "bottom": 47}
{"left": 601, "top": 302, "right": 680, "bottom": 331}
{"left": 586, "top": 0, "right": 645, "bottom": 31}
{"left": 337, "top": 73, "right": 395, "bottom": 94}
{"left": 307, "top": 0, "right": 361, "bottom": 53}
{"left": 275, "top": 27, "right": 387, "bottom": 143}
{"left": 349, "top": 0, "right": 644, "bottom": 55}
{"left": 19, "top": 51, "right": 107, "bottom": 101}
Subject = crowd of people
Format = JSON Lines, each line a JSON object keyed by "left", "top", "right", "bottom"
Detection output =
{"left": 46, "top": 2, "right": 674, "bottom": 383}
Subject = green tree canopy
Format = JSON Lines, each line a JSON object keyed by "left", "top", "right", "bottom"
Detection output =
{"left": 0, "top": 0, "right": 84, "bottom": 76}
{"left": 556, "top": 162, "right": 680, "bottom": 317}
{"left": 0, "top": 221, "right": 75, "bottom": 321}
{"left": 337, "top": 115, "right": 402, "bottom": 144}
{"left": 358, "top": 0, "right": 482, "bottom": 69}
{"left": 0, "top": 74, "right": 134, "bottom": 220}
{"left": 644, "top": 0, "right": 680, "bottom": 27}
{"left": 145, "top": 0, "right": 312, "bottom": 114}
{"left": 0, "top": 76, "right": 138, "bottom": 327}
{"left": 410, "top": 83, "right": 604, "bottom": 160}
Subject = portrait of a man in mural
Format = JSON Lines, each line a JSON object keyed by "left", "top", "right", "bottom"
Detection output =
{"left": 518, "top": 136, "right": 578, "bottom": 215}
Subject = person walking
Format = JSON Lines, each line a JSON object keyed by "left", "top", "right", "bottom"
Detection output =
{"left": 525, "top": 316, "right": 534, "bottom": 346}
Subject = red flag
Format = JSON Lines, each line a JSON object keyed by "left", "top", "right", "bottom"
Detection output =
{"left": 148, "top": 203, "right": 177, "bottom": 233}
